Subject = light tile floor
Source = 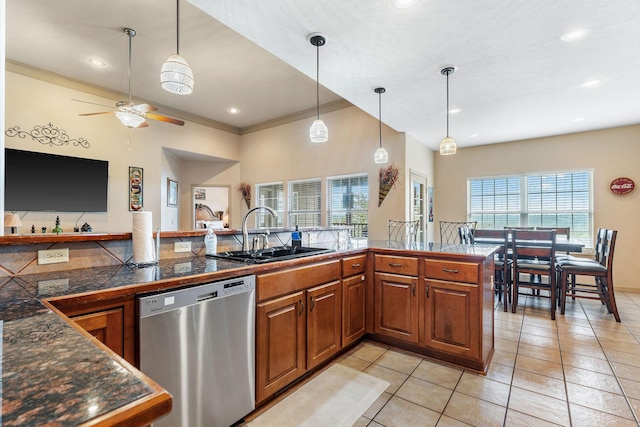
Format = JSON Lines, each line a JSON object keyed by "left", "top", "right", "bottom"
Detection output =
{"left": 334, "top": 291, "right": 640, "bottom": 426}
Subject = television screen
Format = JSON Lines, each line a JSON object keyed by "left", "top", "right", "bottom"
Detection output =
{"left": 5, "top": 149, "right": 109, "bottom": 212}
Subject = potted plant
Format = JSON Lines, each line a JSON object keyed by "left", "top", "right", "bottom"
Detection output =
{"left": 238, "top": 182, "right": 251, "bottom": 209}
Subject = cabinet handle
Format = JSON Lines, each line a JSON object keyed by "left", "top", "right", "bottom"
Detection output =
{"left": 425, "top": 282, "right": 430, "bottom": 298}
{"left": 412, "top": 282, "right": 416, "bottom": 296}
{"left": 310, "top": 296, "right": 315, "bottom": 312}
{"left": 442, "top": 268, "right": 459, "bottom": 274}
{"left": 351, "top": 263, "right": 361, "bottom": 268}
{"left": 298, "top": 299, "right": 304, "bottom": 316}
{"left": 389, "top": 263, "right": 403, "bottom": 267}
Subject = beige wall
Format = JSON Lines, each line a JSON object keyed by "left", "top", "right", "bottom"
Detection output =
{"left": 5, "top": 70, "right": 241, "bottom": 232}
{"left": 434, "top": 125, "right": 640, "bottom": 291}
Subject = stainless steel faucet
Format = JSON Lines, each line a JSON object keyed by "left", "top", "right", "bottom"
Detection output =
{"left": 242, "top": 206, "right": 277, "bottom": 251}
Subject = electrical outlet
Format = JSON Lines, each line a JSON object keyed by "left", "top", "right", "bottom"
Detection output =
{"left": 38, "top": 248, "right": 69, "bottom": 265}
{"left": 174, "top": 241, "right": 192, "bottom": 253}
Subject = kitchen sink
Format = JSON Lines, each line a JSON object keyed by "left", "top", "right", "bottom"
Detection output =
{"left": 210, "top": 246, "right": 332, "bottom": 264}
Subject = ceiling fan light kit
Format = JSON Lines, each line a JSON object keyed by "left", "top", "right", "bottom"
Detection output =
{"left": 439, "top": 66, "right": 457, "bottom": 156}
{"left": 161, "top": 0, "right": 194, "bottom": 95}
{"left": 308, "top": 33, "right": 328, "bottom": 143}
{"left": 374, "top": 87, "right": 389, "bottom": 164}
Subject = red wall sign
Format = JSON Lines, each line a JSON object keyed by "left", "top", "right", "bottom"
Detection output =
{"left": 610, "top": 177, "right": 635, "bottom": 195}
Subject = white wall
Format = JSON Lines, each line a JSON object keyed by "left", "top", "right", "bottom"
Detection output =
{"left": 434, "top": 125, "right": 640, "bottom": 291}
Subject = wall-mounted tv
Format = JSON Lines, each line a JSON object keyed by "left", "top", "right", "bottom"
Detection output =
{"left": 4, "top": 148, "right": 109, "bottom": 212}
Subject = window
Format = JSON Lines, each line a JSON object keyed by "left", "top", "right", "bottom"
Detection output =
{"left": 327, "top": 173, "right": 368, "bottom": 240}
{"left": 288, "top": 179, "right": 321, "bottom": 227}
{"left": 255, "top": 182, "right": 284, "bottom": 227}
{"left": 468, "top": 171, "right": 593, "bottom": 248}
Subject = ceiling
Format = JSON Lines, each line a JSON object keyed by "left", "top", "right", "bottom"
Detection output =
{"left": 6, "top": 0, "right": 640, "bottom": 151}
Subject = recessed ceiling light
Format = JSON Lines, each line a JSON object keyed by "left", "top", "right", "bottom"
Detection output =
{"left": 561, "top": 28, "right": 590, "bottom": 42}
{"left": 391, "top": 0, "right": 418, "bottom": 9}
{"left": 581, "top": 78, "right": 604, "bottom": 88}
{"left": 448, "top": 108, "right": 462, "bottom": 114}
{"left": 572, "top": 117, "right": 585, "bottom": 122}
{"left": 227, "top": 107, "right": 239, "bottom": 114}
{"left": 468, "top": 134, "right": 479, "bottom": 138}
{"left": 88, "top": 58, "right": 106, "bottom": 68}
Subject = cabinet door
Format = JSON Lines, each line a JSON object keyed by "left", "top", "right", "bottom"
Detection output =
{"left": 256, "top": 291, "right": 306, "bottom": 403}
{"left": 342, "top": 274, "right": 366, "bottom": 347}
{"left": 423, "top": 279, "right": 480, "bottom": 360}
{"left": 374, "top": 272, "right": 418, "bottom": 343}
{"left": 72, "top": 308, "right": 124, "bottom": 357}
{"left": 307, "top": 281, "right": 342, "bottom": 370}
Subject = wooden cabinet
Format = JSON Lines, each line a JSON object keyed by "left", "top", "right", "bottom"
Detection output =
{"left": 256, "top": 260, "right": 341, "bottom": 403}
{"left": 374, "top": 272, "right": 419, "bottom": 343}
{"left": 52, "top": 297, "right": 135, "bottom": 365}
{"left": 341, "top": 254, "right": 367, "bottom": 347}
{"left": 307, "top": 281, "right": 342, "bottom": 369}
{"left": 256, "top": 291, "right": 306, "bottom": 403}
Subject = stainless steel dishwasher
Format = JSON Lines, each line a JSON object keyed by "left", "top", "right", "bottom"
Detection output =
{"left": 138, "top": 275, "right": 256, "bottom": 427}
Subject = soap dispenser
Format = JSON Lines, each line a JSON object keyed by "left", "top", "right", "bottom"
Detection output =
{"left": 292, "top": 225, "right": 302, "bottom": 249}
{"left": 205, "top": 226, "right": 218, "bottom": 256}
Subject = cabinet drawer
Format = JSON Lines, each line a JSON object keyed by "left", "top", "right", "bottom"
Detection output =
{"left": 424, "top": 259, "right": 479, "bottom": 283}
{"left": 374, "top": 254, "right": 418, "bottom": 276}
{"left": 342, "top": 254, "right": 367, "bottom": 276}
{"left": 257, "top": 260, "right": 341, "bottom": 302}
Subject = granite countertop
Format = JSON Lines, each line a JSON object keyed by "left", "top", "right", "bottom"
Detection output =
{"left": 0, "top": 241, "right": 498, "bottom": 425}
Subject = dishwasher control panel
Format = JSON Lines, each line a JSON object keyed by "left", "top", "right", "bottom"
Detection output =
{"left": 138, "top": 275, "right": 256, "bottom": 318}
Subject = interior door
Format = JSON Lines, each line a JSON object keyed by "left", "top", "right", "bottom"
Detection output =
{"left": 410, "top": 172, "right": 427, "bottom": 244}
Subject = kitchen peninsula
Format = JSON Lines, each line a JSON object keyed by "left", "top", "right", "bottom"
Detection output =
{"left": 0, "top": 233, "right": 497, "bottom": 426}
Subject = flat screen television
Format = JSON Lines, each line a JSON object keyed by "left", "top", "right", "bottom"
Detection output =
{"left": 4, "top": 148, "right": 109, "bottom": 212}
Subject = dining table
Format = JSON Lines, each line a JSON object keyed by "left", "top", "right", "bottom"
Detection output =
{"left": 473, "top": 233, "right": 585, "bottom": 254}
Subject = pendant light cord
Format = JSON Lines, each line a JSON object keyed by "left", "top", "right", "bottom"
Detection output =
{"left": 127, "top": 31, "right": 132, "bottom": 104}
{"left": 176, "top": 0, "right": 181, "bottom": 55}
{"left": 316, "top": 44, "right": 320, "bottom": 120}
{"left": 445, "top": 71, "right": 450, "bottom": 137}
{"left": 378, "top": 90, "right": 383, "bottom": 148}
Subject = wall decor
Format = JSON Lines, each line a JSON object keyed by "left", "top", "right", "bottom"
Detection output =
{"left": 168, "top": 178, "right": 179, "bottom": 207}
{"left": 195, "top": 188, "right": 206, "bottom": 200}
{"left": 378, "top": 163, "right": 399, "bottom": 207}
{"left": 428, "top": 186, "right": 434, "bottom": 222}
{"left": 129, "top": 167, "right": 143, "bottom": 211}
{"left": 238, "top": 182, "right": 251, "bottom": 209}
{"left": 5, "top": 122, "right": 90, "bottom": 148}
{"left": 610, "top": 177, "right": 635, "bottom": 195}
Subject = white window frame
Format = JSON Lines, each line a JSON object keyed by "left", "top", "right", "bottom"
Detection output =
{"left": 327, "top": 172, "right": 369, "bottom": 240}
{"left": 255, "top": 181, "right": 284, "bottom": 228}
{"left": 288, "top": 178, "right": 321, "bottom": 227}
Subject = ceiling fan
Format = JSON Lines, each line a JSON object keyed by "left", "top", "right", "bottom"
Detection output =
{"left": 76, "top": 28, "right": 185, "bottom": 128}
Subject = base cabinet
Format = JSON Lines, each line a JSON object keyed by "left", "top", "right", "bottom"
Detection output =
{"left": 73, "top": 308, "right": 125, "bottom": 356}
{"left": 342, "top": 274, "right": 366, "bottom": 347}
{"left": 256, "top": 291, "right": 306, "bottom": 403}
{"left": 306, "top": 281, "right": 342, "bottom": 369}
{"left": 374, "top": 272, "right": 418, "bottom": 343}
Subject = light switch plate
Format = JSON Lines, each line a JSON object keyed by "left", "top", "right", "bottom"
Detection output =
{"left": 38, "top": 248, "right": 69, "bottom": 265}
{"left": 174, "top": 241, "right": 192, "bottom": 253}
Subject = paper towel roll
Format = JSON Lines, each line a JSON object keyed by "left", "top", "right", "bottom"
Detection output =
{"left": 132, "top": 211, "right": 156, "bottom": 265}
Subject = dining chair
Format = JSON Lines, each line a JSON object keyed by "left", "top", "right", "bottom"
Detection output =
{"left": 537, "top": 227, "right": 571, "bottom": 254}
{"left": 557, "top": 229, "right": 620, "bottom": 322}
{"left": 439, "top": 221, "right": 477, "bottom": 244}
{"left": 511, "top": 229, "right": 557, "bottom": 319}
{"left": 474, "top": 229, "right": 511, "bottom": 311}
{"left": 388, "top": 219, "right": 419, "bottom": 245}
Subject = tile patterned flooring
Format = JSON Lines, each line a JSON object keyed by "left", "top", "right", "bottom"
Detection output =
{"left": 333, "top": 291, "right": 640, "bottom": 426}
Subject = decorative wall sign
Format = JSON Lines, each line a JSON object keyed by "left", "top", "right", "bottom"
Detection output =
{"left": 610, "top": 177, "right": 635, "bottom": 195}
{"left": 129, "top": 167, "right": 143, "bottom": 211}
{"left": 5, "top": 122, "right": 90, "bottom": 148}
{"left": 168, "top": 178, "right": 178, "bottom": 207}
{"left": 378, "top": 163, "right": 399, "bottom": 207}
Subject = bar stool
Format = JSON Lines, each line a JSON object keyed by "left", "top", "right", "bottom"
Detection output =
{"left": 557, "top": 229, "right": 620, "bottom": 322}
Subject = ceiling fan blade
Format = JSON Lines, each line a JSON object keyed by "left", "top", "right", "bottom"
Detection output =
{"left": 132, "top": 103, "right": 158, "bottom": 113}
{"left": 137, "top": 121, "right": 150, "bottom": 128}
{"left": 145, "top": 113, "right": 185, "bottom": 126}
{"left": 72, "top": 99, "right": 115, "bottom": 109}
{"left": 79, "top": 111, "right": 114, "bottom": 116}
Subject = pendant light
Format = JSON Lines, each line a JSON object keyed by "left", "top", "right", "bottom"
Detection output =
{"left": 116, "top": 28, "right": 146, "bottom": 128}
{"left": 374, "top": 87, "right": 389, "bottom": 164}
{"left": 308, "top": 33, "right": 328, "bottom": 143}
{"left": 161, "top": 0, "right": 194, "bottom": 95}
{"left": 439, "top": 66, "right": 457, "bottom": 155}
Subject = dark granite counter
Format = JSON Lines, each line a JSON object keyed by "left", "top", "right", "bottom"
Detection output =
{"left": 0, "top": 241, "right": 497, "bottom": 425}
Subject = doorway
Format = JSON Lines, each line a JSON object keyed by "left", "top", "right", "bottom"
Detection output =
{"left": 410, "top": 172, "right": 427, "bottom": 244}
{"left": 192, "top": 185, "right": 230, "bottom": 229}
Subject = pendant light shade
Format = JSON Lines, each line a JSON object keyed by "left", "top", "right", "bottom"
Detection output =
{"left": 308, "top": 33, "right": 328, "bottom": 143}
{"left": 161, "top": 0, "right": 194, "bottom": 95}
{"left": 439, "top": 66, "right": 457, "bottom": 155}
{"left": 374, "top": 87, "right": 389, "bottom": 164}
